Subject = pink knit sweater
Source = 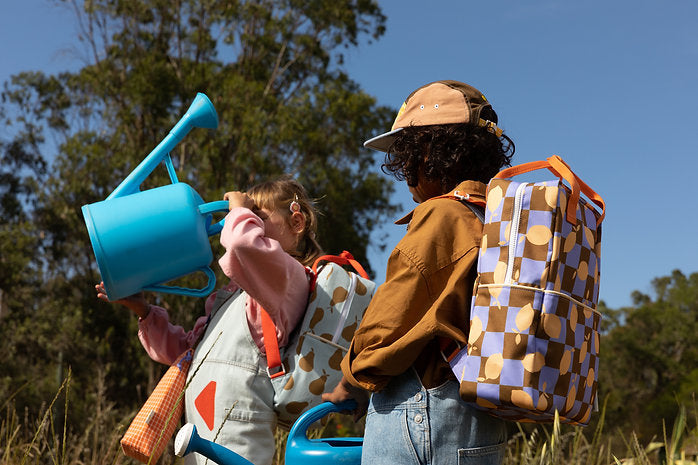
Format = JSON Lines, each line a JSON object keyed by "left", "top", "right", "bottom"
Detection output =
{"left": 137, "top": 207, "right": 310, "bottom": 365}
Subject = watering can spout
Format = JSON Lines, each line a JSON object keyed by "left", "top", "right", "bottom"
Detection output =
{"left": 184, "top": 92, "right": 219, "bottom": 129}
{"left": 107, "top": 93, "right": 219, "bottom": 200}
{"left": 169, "top": 92, "right": 219, "bottom": 138}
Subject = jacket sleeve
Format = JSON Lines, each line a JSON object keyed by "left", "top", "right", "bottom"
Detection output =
{"left": 341, "top": 197, "right": 481, "bottom": 392}
{"left": 341, "top": 247, "right": 432, "bottom": 391}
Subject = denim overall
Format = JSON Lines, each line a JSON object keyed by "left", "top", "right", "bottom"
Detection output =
{"left": 184, "top": 289, "right": 277, "bottom": 465}
{"left": 362, "top": 369, "right": 507, "bottom": 465}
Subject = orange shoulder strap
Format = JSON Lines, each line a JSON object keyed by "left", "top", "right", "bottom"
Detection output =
{"left": 261, "top": 308, "right": 285, "bottom": 378}
{"left": 312, "top": 250, "right": 370, "bottom": 284}
{"left": 430, "top": 190, "right": 487, "bottom": 208}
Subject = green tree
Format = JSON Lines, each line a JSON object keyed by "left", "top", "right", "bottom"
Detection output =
{"left": 599, "top": 269, "right": 698, "bottom": 442}
{"left": 0, "top": 88, "right": 50, "bottom": 409}
{"left": 0, "top": 0, "right": 396, "bottom": 432}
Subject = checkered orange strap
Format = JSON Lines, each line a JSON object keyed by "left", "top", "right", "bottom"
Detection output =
{"left": 121, "top": 349, "right": 192, "bottom": 463}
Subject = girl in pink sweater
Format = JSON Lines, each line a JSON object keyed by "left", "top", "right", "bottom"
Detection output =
{"left": 96, "top": 176, "right": 322, "bottom": 465}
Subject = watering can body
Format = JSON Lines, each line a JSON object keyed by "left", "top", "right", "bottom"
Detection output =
{"left": 81, "top": 93, "right": 228, "bottom": 301}
{"left": 82, "top": 183, "right": 228, "bottom": 301}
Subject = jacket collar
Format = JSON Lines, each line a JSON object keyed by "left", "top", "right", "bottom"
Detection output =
{"left": 394, "top": 180, "right": 487, "bottom": 225}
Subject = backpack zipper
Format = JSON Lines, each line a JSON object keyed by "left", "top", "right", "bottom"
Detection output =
{"left": 505, "top": 183, "right": 527, "bottom": 284}
{"left": 332, "top": 272, "right": 357, "bottom": 343}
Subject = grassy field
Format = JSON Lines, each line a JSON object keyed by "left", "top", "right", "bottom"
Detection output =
{"left": 2, "top": 373, "right": 697, "bottom": 465}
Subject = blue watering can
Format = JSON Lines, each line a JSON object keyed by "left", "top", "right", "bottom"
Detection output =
{"left": 81, "top": 93, "right": 230, "bottom": 301}
{"left": 174, "top": 401, "right": 363, "bottom": 465}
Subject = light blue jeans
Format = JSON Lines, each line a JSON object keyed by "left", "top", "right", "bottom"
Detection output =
{"left": 362, "top": 369, "right": 507, "bottom": 465}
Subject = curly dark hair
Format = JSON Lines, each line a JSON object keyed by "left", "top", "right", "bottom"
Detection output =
{"left": 382, "top": 121, "right": 515, "bottom": 191}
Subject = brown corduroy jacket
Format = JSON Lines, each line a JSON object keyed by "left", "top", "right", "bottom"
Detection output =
{"left": 341, "top": 180, "right": 486, "bottom": 391}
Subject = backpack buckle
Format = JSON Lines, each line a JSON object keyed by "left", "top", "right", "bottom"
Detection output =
{"left": 440, "top": 341, "right": 463, "bottom": 363}
{"left": 453, "top": 191, "right": 470, "bottom": 201}
{"left": 267, "top": 364, "right": 286, "bottom": 379}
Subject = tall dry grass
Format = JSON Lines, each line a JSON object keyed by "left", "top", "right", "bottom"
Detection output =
{"left": 2, "top": 375, "right": 696, "bottom": 465}
{"left": 0, "top": 369, "right": 181, "bottom": 465}
{"left": 502, "top": 397, "right": 698, "bottom": 465}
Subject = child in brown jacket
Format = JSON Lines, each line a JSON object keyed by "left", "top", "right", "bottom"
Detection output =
{"left": 323, "top": 80, "right": 515, "bottom": 465}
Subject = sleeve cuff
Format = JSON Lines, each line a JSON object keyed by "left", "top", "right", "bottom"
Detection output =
{"left": 340, "top": 350, "right": 388, "bottom": 392}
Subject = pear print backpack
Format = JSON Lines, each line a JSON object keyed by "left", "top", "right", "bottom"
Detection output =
{"left": 261, "top": 251, "right": 376, "bottom": 427}
{"left": 443, "top": 155, "right": 606, "bottom": 426}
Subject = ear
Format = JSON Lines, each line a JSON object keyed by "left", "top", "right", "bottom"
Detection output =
{"left": 289, "top": 211, "right": 306, "bottom": 235}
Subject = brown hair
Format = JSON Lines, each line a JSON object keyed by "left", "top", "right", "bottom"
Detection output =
{"left": 247, "top": 175, "right": 323, "bottom": 267}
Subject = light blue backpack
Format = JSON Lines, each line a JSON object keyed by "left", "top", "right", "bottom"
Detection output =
{"left": 261, "top": 251, "right": 376, "bottom": 427}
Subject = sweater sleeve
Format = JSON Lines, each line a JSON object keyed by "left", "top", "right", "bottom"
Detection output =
{"left": 137, "top": 284, "right": 237, "bottom": 365}
{"left": 137, "top": 305, "right": 208, "bottom": 366}
{"left": 217, "top": 207, "right": 309, "bottom": 347}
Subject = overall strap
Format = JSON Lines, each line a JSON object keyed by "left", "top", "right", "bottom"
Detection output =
{"left": 192, "top": 288, "right": 238, "bottom": 351}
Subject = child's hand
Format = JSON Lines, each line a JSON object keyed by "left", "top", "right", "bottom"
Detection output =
{"left": 95, "top": 282, "right": 150, "bottom": 319}
{"left": 321, "top": 376, "right": 370, "bottom": 422}
{"left": 223, "top": 191, "right": 255, "bottom": 211}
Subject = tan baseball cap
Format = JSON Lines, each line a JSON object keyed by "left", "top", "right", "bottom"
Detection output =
{"left": 364, "top": 80, "right": 502, "bottom": 152}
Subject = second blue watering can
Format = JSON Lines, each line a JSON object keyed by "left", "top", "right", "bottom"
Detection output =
{"left": 174, "top": 401, "right": 363, "bottom": 465}
{"left": 81, "top": 93, "right": 229, "bottom": 301}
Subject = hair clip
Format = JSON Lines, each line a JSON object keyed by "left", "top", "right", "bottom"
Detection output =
{"left": 289, "top": 194, "right": 301, "bottom": 213}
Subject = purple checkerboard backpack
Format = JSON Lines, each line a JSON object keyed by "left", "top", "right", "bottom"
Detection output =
{"left": 443, "top": 155, "right": 606, "bottom": 425}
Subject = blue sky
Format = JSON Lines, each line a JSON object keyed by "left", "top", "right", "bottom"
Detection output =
{"left": 2, "top": 0, "right": 697, "bottom": 309}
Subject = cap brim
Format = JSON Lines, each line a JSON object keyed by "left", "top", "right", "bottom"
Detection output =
{"left": 363, "top": 127, "right": 404, "bottom": 152}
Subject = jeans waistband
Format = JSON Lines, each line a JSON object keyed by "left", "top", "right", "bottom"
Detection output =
{"left": 369, "top": 368, "right": 458, "bottom": 412}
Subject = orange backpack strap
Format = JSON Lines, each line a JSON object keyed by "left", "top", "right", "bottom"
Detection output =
{"left": 430, "top": 190, "right": 486, "bottom": 208}
{"left": 260, "top": 308, "right": 285, "bottom": 378}
{"left": 439, "top": 338, "right": 463, "bottom": 363}
{"left": 430, "top": 189, "right": 486, "bottom": 224}
{"left": 311, "top": 250, "right": 370, "bottom": 286}
{"left": 495, "top": 155, "right": 606, "bottom": 227}
{"left": 261, "top": 268, "right": 314, "bottom": 379}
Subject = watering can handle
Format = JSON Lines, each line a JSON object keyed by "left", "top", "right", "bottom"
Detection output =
{"left": 143, "top": 201, "right": 227, "bottom": 297}
{"left": 143, "top": 266, "right": 217, "bottom": 298}
{"left": 199, "top": 200, "right": 230, "bottom": 236}
{"left": 288, "top": 400, "right": 358, "bottom": 444}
